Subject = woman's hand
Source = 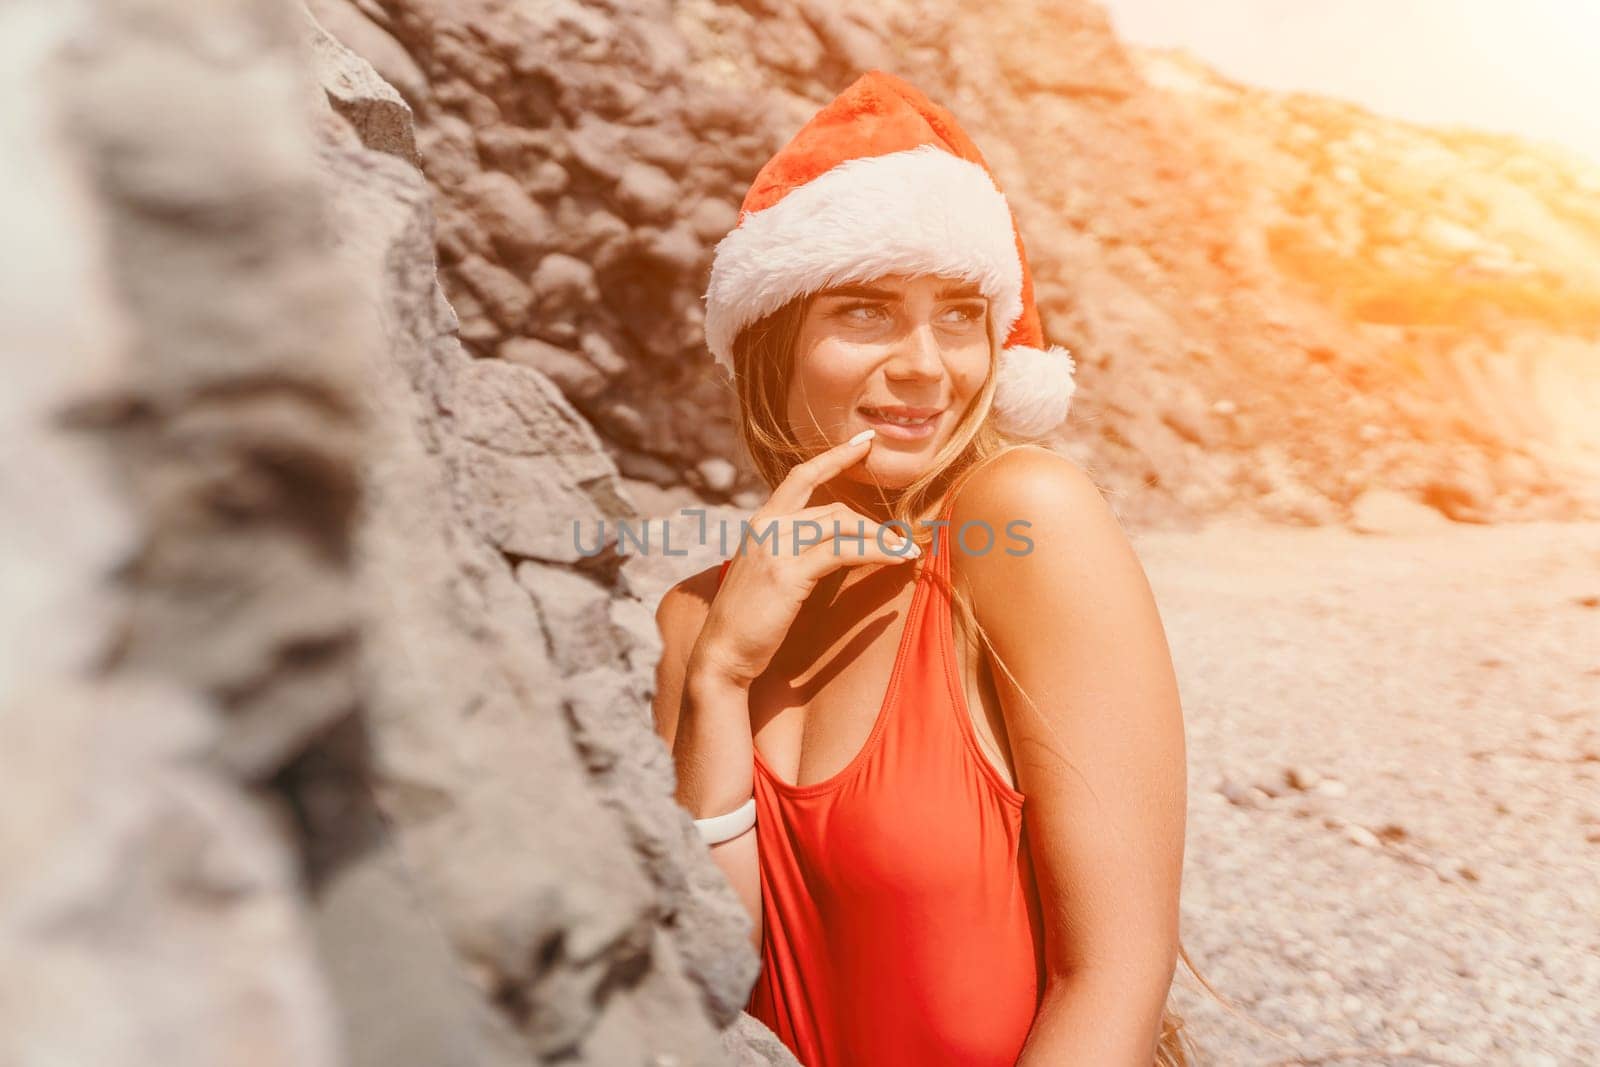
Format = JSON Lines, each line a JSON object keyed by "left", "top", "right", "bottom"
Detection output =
{"left": 690, "top": 428, "right": 918, "bottom": 690}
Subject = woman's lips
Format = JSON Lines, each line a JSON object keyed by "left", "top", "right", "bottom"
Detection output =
{"left": 858, "top": 406, "right": 942, "bottom": 441}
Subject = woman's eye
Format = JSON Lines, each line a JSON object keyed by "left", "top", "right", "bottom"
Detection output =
{"left": 832, "top": 301, "right": 981, "bottom": 325}
{"left": 838, "top": 302, "right": 885, "bottom": 322}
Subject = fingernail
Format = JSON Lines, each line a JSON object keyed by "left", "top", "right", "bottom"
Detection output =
{"left": 906, "top": 542, "right": 921, "bottom": 557}
{"left": 848, "top": 428, "right": 875, "bottom": 446}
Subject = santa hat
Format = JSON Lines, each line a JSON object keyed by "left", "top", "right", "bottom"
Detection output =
{"left": 703, "top": 69, "right": 1076, "bottom": 440}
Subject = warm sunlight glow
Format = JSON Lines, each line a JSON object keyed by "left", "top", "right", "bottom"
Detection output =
{"left": 1101, "top": 0, "right": 1600, "bottom": 168}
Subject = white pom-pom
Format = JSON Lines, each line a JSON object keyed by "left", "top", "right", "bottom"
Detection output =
{"left": 991, "top": 344, "right": 1077, "bottom": 439}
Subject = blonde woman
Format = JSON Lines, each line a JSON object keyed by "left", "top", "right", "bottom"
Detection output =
{"left": 653, "top": 70, "right": 1198, "bottom": 1066}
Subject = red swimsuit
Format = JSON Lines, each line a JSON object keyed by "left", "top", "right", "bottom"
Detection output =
{"left": 712, "top": 494, "right": 1045, "bottom": 1065}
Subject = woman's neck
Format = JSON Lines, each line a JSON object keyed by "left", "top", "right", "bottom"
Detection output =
{"left": 813, "top": 478, "right": 895, "bottom": 523}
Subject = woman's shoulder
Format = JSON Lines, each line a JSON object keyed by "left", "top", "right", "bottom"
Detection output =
{"left": 653, "top": 561, "right": 727, "bottom": 634}
{"left": 945, "top": 444, "right": 1128, "bottom": 599}
{"left": 945, "top": 444, "right": 1105, "bottom": 536}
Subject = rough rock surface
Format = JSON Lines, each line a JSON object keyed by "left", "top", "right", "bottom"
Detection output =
{"left": 1, "top": 1, "right": 352, "bottom": 1064}
{"left": 305, "top": 15, "right": 777, "bottom": 1062}
{"left": 2, "top": 0, "right": 790, "bottom": 1063}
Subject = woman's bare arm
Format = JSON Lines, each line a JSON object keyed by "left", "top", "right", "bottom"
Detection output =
{"left": 650, "top": 430, "right": 914, "bottom": 959}
{"left": 652, "top": 572, "right": 761, "bottom": 951}
{"left": 957, "top": 446, "right": 1188, "bottom": 1067}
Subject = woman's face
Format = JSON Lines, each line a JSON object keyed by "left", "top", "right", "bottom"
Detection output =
{"left": 786, "top": 272, "right": 991, "bottom": 490}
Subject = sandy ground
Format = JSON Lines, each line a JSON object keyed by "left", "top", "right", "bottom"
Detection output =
{"left": 1130, "top": 516, "right": 1600, "bottom": 1066}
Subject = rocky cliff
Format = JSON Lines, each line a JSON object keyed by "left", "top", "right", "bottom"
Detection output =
{"left": 312, "top": 0, "right": 1600, "bottom": 528}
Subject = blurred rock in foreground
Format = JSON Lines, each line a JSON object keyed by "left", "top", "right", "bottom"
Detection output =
{"left": 0, "top": 0, "right": 789, "bottom": 1063}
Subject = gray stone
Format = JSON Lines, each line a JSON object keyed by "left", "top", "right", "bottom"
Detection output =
{"left": 461, "top": 170, "right": 555, "bottom": 258}
{"left": 501, "top": 337, "right": 608, "bottom": 400}
{"left": 697, "top": 457, "right": 738, "bottom": 495}
{"left": 616, "top": 161, "right": 681, "bottom": 222}
{"left": 306, "top": 6, "right": 420, "bottom": 164}
{"left": 457, "top": 254, "right": 533, "bottom": 329}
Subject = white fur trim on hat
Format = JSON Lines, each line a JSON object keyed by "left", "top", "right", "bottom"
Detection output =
{"left": 993, "top": 344, "right": 1077, "bottom": 439}
{"left": 703, "top": 144, "right": 1023, "bottom": 372}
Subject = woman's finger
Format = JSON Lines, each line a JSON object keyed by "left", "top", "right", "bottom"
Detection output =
{"left": 764, "top": 428, "right": 877, "bottom": 515}
{"left": 734, "top": 502, "right": 903, "bottom": 562}
{"left": 795, "top": 523, "right": 919, "bottom": 577}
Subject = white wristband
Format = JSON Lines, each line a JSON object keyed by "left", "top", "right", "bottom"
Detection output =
{"left": 695, "top": 796, "right": 756, "bottom": 845}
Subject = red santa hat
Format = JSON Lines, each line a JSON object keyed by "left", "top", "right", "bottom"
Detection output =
{"left": 703, "top": 69, "right": 1076, "bottom": 440}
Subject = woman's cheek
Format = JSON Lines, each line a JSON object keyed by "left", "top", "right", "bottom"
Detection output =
{"left": 951, "top": 351, "right": 989, "bottom": 400}
{"left": 807, "top": 343, "right": 880, "bottom": 398}
{"left": 786, "top": 348, "right": 873, "bottom": 436}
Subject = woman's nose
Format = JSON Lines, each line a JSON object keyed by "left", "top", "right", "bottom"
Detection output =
{"left": 885, "top": 320, "right": 945, "bottom": 380}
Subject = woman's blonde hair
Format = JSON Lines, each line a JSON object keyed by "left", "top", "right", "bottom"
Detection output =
{"left": 725, "top": 286, "right": 1230, "bottom": 1066}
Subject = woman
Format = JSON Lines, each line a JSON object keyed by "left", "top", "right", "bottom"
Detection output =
{"left": 652, "top": 70, "right": 1197, "bottom": 1065}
